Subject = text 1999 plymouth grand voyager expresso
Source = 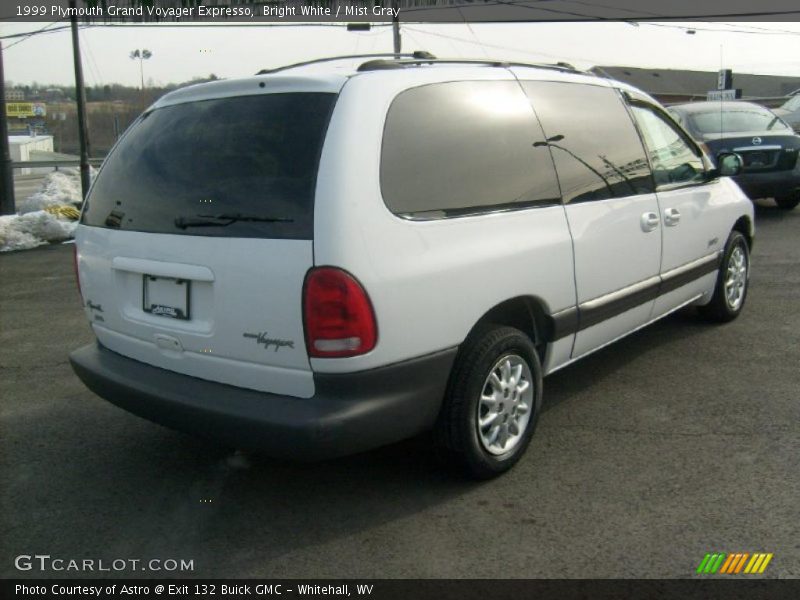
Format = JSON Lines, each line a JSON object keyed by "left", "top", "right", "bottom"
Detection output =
{"left": 70, "top": 55, "right": 754, "bottom": 478}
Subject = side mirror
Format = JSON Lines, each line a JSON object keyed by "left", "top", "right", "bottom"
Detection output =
{"left": 717, "top": 152, "right": 743, "bottom": 177}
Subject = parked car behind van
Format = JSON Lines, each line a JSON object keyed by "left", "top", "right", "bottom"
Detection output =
{"left": 669, "top": 100, "right": 800, "bottom": 210}
{"left": 70, "top": 55, "right": 755, "bottom": 478}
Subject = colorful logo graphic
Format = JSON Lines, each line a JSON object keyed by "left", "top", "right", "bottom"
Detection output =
{"left": 696, "top": 552, "right": 773, "bottom": 575}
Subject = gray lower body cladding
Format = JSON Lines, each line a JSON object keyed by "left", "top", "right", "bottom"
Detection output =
{"left": 69, "top": 343, "right": 457, "bottom": 460}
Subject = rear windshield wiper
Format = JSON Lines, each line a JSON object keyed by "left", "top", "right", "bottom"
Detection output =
{"left": 174, "top": 213, "right": 294, "bottom": 229}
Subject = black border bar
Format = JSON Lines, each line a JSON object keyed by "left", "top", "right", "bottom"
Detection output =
{"left": 4, "top": 0, "right": 800, "bottom": 23}
{"left": 4, "top": 579, "right": 800, "bottom": 600}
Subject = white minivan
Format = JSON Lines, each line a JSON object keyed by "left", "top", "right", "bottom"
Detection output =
{"left": 70, "top": 55, "right": 754, "bottom": 478}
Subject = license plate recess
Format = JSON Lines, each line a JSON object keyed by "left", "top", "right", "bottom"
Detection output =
{"left": 143, "top": 275, "right": 190, "bottom": 320}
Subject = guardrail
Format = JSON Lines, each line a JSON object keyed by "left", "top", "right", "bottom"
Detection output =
{"left": 12, "top": 159, "right": 104, "bottom": 169}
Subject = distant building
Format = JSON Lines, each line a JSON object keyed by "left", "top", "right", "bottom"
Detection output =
{"left": 591, "top": 66, "right": 800, "bottom": 106}
{"left": 5, "top": 88, "right": 25, "bottom": 101}
{"left": 43, "top": 88, "right": 66, "bottom": 102}
{"left": 9, "top": 135, "right": 54, "bottom": 175}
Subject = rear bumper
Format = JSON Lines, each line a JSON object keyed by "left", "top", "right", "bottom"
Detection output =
{"left": 732, "top": 170, "right": 800, "bottom": 199}
{"left": 69, "top": 343, "right": 457, "bottom": 460}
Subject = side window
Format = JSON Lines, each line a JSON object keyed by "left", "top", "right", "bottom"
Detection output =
{"left": 630, "top": 105, "right": 706, "bottom": 187}
{"left": 519, "top": 81, "right": 654, "bottom": 204}
{"left": 380, "top": 80, "right": 561, "bottom": 218}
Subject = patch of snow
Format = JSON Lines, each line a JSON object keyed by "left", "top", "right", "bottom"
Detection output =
{"left": 17, "top": 169, "right": 86, "bottom": 214}
{"left": 2, "top": 168, "right": 95, "bottom": 252}
{"left": 0, "top": 223, "right": 46, "bottom": 252}
{"left": 0, "top": 211, "right": 78, "bottom": 252}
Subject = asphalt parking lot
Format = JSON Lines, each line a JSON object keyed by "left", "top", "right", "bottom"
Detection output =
{"left": 1, "top": 202, "right": 798, "bottom": 579}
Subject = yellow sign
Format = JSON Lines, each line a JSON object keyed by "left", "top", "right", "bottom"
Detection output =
{"left": 5, "top": 102, "right": 47, "bottom": 118}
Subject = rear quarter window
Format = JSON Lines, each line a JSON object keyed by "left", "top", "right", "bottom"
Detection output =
{"left": 380, "top": 80, "right": 561, "bottom": 218}
{"left": 81, "top": 92, "right": 337, "bottom": 239}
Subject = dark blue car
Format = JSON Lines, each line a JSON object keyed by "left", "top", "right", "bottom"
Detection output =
{"left": 669, "top": 101, "right": 800, "bottom": 210}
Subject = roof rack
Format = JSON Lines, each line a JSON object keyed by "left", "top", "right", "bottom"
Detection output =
{"left": 256, "top": 52, "right": 437, "bottom": 75}
{"left": 357, "top": 58, "right": 583, "bottom": 74}
{"left": 256, "top": 53, "right": 584, "bottom": 77}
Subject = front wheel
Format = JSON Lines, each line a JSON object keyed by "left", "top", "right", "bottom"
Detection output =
{"left": 699, "top": 230, "right": 750, "bottom": 322}
{"left": 775, "top": 196, "right": 799, "bottom": 211}
{"left": 434, "top": 325, "right": 543, "bottom": 479}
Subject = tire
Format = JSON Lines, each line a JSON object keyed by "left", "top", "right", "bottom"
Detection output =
{"left": 698, "top": 230, "right": 750, "bottom": 323}
{"left": 775, "top": 196, "right": 799, "bottom": 211}
{"left": 434, "top": 325, "right": 543, "bottom": 479}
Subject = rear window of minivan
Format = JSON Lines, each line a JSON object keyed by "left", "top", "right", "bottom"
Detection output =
{"left": 81, "top": 92, "right": 337, "bottom": 239}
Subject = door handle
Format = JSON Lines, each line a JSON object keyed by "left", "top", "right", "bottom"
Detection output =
{"left": 664, "top": 208, "right": 681, "bottom": 227}
{"left": 640, "top": 212, "right": 660, "bottom": 232}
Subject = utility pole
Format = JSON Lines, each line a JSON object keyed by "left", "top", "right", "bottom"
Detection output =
{"left": 0, "top": 41, "right": 15, "bottom": 215}
{"left": 392, "top": 1, "right": 401, "bottom": 57}
{"left": 69, "top": 0, "right": 92, "bottom": 200}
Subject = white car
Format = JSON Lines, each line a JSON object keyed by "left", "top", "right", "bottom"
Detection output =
{"left": 70, "top": 54, "right": 754, "bottom": 478}
{"left": 773, "top": 93, "right": 800, "bottom": 133}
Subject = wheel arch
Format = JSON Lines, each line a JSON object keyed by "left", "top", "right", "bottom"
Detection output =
{"left": 468, "top": 296, "right": 552, "bottom": 364}
{"left": 435, "top": 299, "right": 547, "bottom": 478}
{"left": 733, "top": 215, "right": 754, "bottom": 249}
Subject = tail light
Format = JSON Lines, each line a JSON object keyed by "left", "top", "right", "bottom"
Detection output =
{"left": 303, "top": 267, "right": 377, "bottom": 358}
{"left": 72, "top": 244, "right": 83, "bottom": 300}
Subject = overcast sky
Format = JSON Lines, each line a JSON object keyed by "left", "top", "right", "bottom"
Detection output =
{"left": 2, "top": 21, "right": 800, "bottom": 87}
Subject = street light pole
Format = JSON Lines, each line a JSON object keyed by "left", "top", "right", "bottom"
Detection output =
{"left": 0, "top": 41, "right": 15, "bottom": 215}
{"left": 138, "top": 53, "right": 145, "bottom": 110}
{"left": 130, "top": 49, "right": 152, "bottom": 111}
{"left": 139, "top": 55, "right": 145, "bottom": 91}
{"left": 69, "top": 0, "right": 92, "bottom": 200}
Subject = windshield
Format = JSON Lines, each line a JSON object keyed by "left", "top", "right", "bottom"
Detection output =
{"left": 688, "top": 107, "right": 790, "bottom": 134}
{"left": 81, "top": 92, "right": 337, "bottom": 239}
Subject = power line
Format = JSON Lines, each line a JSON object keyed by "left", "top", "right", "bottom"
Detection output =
{"left": 0, "top": 22, "right": 393, "bottom": 42}
{"left": 402, "top": 27, "right": 427, "bottom": 51}
{"left": 406, "top": 22, "right": 800, "bottom": 72}
{"left": 4, "top": 17, "right": 800, "bottom": 55}
{"left": 640, "top": 21, "right": 800, "bottom": 36}
{"left": 403, "top": 25, "right": 594, "bottom": 64}
{"left": 566, "top": 0, "right": 658, "bottom": 18}
{"left": 80, "top": 27, "right": 104, "bottom": 85}
{"left": 402, "top": 0, "right": 620, "bottom": 20}
{"left": 2, "top": 20, "right": 68, "bottom": 48}
{"left": 457, "top": 8, "right": 491, "bottom": 59}
{"left": 5, "top": 18, "right": 800, "bottom": 43}
{"left": 708, "top": 22, "right": 800, "bottom": 35}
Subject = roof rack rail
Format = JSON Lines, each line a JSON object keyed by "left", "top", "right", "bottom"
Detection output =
{"left": 256, "top": 52, "right": 437, "bottom": 75}
{"left": 357, "top": 58, "right": 584, "bottom": 74}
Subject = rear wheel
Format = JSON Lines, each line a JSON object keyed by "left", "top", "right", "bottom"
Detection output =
{"left": 775, "top": 195, "right": 799, "bottom": 210}
{"left": 434, "top": 325, "right": 543, "bottom": 479}
{"left": 699, "top": 230, "right": 750, "bottom": 322}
